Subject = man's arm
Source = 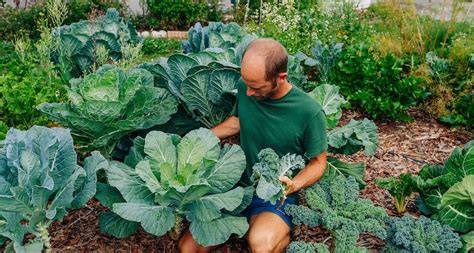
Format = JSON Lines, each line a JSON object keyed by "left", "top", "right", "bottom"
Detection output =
{"left": 280, "top": 151, "right": 327, "bottom": 196}
{"left": 211, "top": 116, "right": 240, "bottom": 139}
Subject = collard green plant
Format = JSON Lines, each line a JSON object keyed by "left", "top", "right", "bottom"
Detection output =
{"left": 384, "top": 215, "right": 462, "bottom": 253}
{"left": 136, "top": 51, "right": 240, "bottom": 129}
{"left": 307, "top": 83, "right": 348, "bottom": 129}
{"left": 286, "top": 241, "right": 330, "bottom": 253}
{"left": 251, "top": 148, "right": 305, "bottom": 204}
{"left": 182, "top": 22, "right": 245, "bottom": 54}
{"left": 102, "top": 128, "right": 252, "bottom": 246}
{"left": 307, "top": 83, "right": 379, "bottom": 188}
{"left": 37, "top": 64, "right": 178, "bottom": 157}
{"left": 460, "top": 231, "right": 474, "bottom": 253}
{"left": 52, "top": 8, "right": 142, "bottom": 77}
{"left": 412, "top": 141, "right": 473, "bottom": 232}
{"left": 285, "top": 175, "right": 388, "bottom": 253}
{"left": 0, "top": 126, "right": 107, "bottom": 252}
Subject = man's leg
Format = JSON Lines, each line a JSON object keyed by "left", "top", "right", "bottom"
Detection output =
{"left": 247, "top": 212, "right": 291, "bottom": 253}
{"left": 178, "top": 230, "right": 220, "bottom": 253}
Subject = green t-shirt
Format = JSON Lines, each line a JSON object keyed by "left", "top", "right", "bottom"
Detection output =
{"left": 234, "top": 80, "right": 328, "bottom": 186}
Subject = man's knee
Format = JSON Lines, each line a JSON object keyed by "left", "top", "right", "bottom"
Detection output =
{"left": 178, "top": 231, "right": 198, "bottom": 253}
{"left": 248, "top": 230, "right": 288, "bottom": 253}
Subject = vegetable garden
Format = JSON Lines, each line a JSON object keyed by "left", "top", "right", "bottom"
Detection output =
{"left": 0, "top": 0, "right": 472, "bottom": 252}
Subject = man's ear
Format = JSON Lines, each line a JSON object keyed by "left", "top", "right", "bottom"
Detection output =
{"left": 278, "top": 72, "right": 288, "bottom": 81}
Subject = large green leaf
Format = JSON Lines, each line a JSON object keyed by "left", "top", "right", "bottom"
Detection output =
{"left": 327, "top": 119, "right": 378, "bottom": 155}
{"left": 112, "top": 203, "right": 175, "bottom": 236}
{"left": 435, "top": 175, "right": 474, "bottom": 232}
{"left": 189, "top": 215, "right": 249, "bottom": 247}
{"left": 185, "top": 187, "right": 244, "bottom": 222}
{"left": 308, "top": 83, "right": 347, "bottom": 129}
{"left": 99, "top": 211, "right": 138, "bottom": 238}
{"left": 205, "top": 144, "right": 246, "bottom": 193}
{"left": 460, "top": 231, "right": 474, "bottom": 253}
{"left": 176, "top": 128, "right": 220, "bottom": 173}
{"left": 107, "top": 161, "right": 154, "bottom": 205}
{"left": 71, "top": 151, "right": 107, "bottom": 208}
{"left": 323, "top": 157, "right": 365, "bottom": 188}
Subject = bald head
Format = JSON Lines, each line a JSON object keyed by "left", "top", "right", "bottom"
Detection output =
{"left": 242, "top": 38, "right": 288, "bottom": 81}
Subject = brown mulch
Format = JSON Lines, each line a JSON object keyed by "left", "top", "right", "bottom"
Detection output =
{"left": 4, "top": 109, "right": 473, "bottom": 253}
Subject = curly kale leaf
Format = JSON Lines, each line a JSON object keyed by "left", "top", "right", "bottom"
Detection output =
{"left": 285, "top": 175, "right": 388, "bottom": 253}
{"left": 252, "top": 148, "right": 305, "bottom": 204}
{"left": 286, "top": 241, "right": 330, "bottom": 253}
{"left": 384, "top": 215, "right": 462, "bottom": 253}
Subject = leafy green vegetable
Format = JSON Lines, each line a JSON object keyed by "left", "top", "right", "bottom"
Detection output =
{"left": 307, "top": 83, "right": 348, "bottom": 129}
{"left": 285, "top": 175, "right": 388, "bottom": 253}
{"left": 460, "top": 231, "right": 474, "bottom": 253}
{"left": 375, "top": 173, "right": 417, "bottom": 214}
{"left": 37, "top": 64, "right": 178, "bottom": 157}
{"left": 295, "top": 40, "right": 343, "bottom": 83}
{"left": 182, "top": 22, "right": 245, "bottom": 54}
{"left": 0, "top": 126, "right": 107, "bottom": 252}
{"left": 413, "top": 141, "right": 473, "bottom": 232}
{"left": 384, "top": 215, "right": 462, "bottom": 253}
{"left": 52, "top": 8, "right": 142, "bottom": 77}
{"left": 251, "top": 148, "right": 305, "bottom": 205}
{"left": 286, "top": 241, "right": 330, "bottom": 253}
{"left": 327, "top": 118, "right": 379, "bottom": 156}
{"left": 104, "top": 128, "right": 251, "bottom": 246}
{"left": 323, "top": 157, "right": 365, "bottom": 188}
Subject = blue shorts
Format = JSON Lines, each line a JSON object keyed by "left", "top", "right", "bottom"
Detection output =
{"left": 242, "top": 195, "right": 297, "bottom": 230}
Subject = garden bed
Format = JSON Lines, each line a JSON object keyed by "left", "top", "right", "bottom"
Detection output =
{"left": 41, "top": 109, "right": 472, "bottom": 252}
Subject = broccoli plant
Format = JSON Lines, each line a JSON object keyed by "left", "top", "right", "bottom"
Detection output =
{"left": 285, "top": 175, "right": 388, "bottom": 253}
{"left": 286, "top": 241, "right": 330, "bottom": 253}
{"left": 100, "top": 128, "right": 252, "bottom": 246}
{"left": 384, "top": 215, "right": 462, "bottom": 253}
{"left": 251, "top": 148, "right": 305, "bottom": 204}
{"left": 0, "top": 126, "right": 107, "bottom": 252}
{"left": 38, "top": 64, "right": 178, "bottom": 157}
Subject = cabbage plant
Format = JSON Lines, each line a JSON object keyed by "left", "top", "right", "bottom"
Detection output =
{"left": 101, "top": 128, "right": 252, "bottom": 246}
{"left": 0, "top": 126, "right": 107, "bottom": 252}
{"left": 37, "top": 65, "right": 178, "bottom": 157}
{"left": 52, "top": 8, "right": 142, "bottom": 78}
{"left": 182, "top": 22, "right": 245, "bottom": 54}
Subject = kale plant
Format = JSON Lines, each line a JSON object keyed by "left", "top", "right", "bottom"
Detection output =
{"left": 384, "top": 215, "right": 462, "bottom": 253}
{"left": 251, "top": 148, "right": 305, "bottom": 204}
{"left": 286, "top": 241, "right": 330, "bottom": 253}
{"left": 285, "top": 175, "right": 388, "bottom": 253}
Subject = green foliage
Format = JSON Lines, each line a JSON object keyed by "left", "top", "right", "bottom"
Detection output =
{"left": 307, "top": 84, "right": 348, "bottom": 129}
{"left": 285, "top": 175, "right": 388, "bottom": 253}
{"left": 384, "top": 215, "right": 462, "bottom": 253}
{"left": 411, "top": 141, "right": 473, "bottom": 233}
{"left": 460, "top": 231, "right": 474, "bottom": 253}
{"left": 331, "top": 44, "right": 429, "bottom": 121}
{"left": 52, "top": 8, "right": 142, "bottom": 78}
{"left": 146, "top": 0, "right": 208, "bottom": 30}
{"left": 286, "top": 241, "right": 330, "bottom": 253}
{"left": 0, "top": 5, "right": 46, "bottom": 40}
{"left": 0, "top": 126, "right": 107, "bottom": 252}
{"left": 0, "top": 40, "right": 65, "bottom": 132}
{"left": 63, "top": 0, "right": 123, "bottom": 25}
{"left": 182, "top": 22, "right": 245, "bottom": 54}
{"left": 440, "top": 93, "right": 473, "bottom": 127}
{"left": 374, "top": 174, "right": 417, "bottom": 214}
{"left": 141, "top": 38, "right": 181, "bottom": 57}
{"left": 327, "top": 119, "right": 379, "bottom": 156}
{"left": 295, "top": 41, "right": 344, "bottom": 83}
{"left": 102, "top": 128, "right": 251, "bottom": 246}
{"left": 37, "top": 65, "right": 178, "bottom": 157}
{"left": 137, "top": 51, "right": 241, "bottom": 129}
{"left": 251, "top": 148, "right": 305, "bottom": 204}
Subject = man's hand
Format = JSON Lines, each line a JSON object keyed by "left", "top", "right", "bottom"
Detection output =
{"left": 279, "top": 176, "right": 301, "bottom": 196}
{"left": 211, "top": 116, "right": 240, "bottom": 139}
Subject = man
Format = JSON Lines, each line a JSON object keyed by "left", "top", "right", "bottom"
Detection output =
{"left": 179, "top": 38, "right": 327, "bottom": 253}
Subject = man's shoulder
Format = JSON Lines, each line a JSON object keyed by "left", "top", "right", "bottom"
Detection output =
{"left": 291, "top": 87, "right": 324, "bottom": 116}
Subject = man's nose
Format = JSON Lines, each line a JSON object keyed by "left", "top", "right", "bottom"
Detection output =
{"left": 246, "top": 88, "right": 255, "bottom": 96}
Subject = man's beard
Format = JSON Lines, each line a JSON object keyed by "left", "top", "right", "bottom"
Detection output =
{"left": 256, "top": 80, "right": 279, "bottom": 100}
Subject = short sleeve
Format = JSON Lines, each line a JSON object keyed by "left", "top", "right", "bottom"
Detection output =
{"left": 303, "top": 110, "right": 327, "bottom": 159}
